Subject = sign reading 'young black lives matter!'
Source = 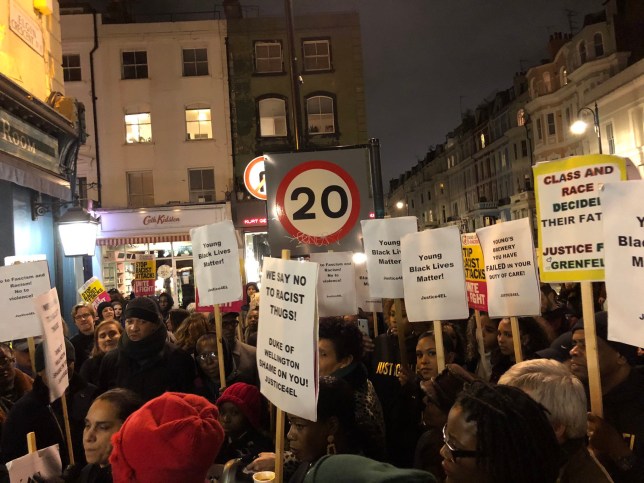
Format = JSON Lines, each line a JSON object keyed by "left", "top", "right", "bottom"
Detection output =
{"left": 354, "top": 263, "right": 383, "bottom": 313}
{"left": 190, "top": 220, "right": 242, "bottom": 305}
{"left": 401, "top": 226, "right": 469, "bottom": 322}
{"left": 602, "top": 181, "right": 644, "bottom": 348}
{"left": 476, "top": 218, "right": 540, "bottom": 317}
{"left": 533, "top": 154, "right": 626, "bottom": 282}
{"left": 309, "top": 251, "right": 357, "bottom": 317}
{"left": 257, "top": 258, "right": 319, "bottom": 421}
{"left": 361, "top": 217, "right": 417, "bottom": 298}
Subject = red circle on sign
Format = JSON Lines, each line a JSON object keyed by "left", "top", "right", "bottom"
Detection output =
{"left": 275, "top": 160, "right": 361, "bottom": 245}
{"left": 244, "top": 156, "right": 267, "bottom": 200}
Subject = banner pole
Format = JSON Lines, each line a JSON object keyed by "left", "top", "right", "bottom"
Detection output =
{"left": 433, "top": 320, "right": 445, "bottom": 372}
{"left": 509, "top": 316, "right": 523, "bottom": 363}
{"left": 372, "top": 309, "right": 379, "bottom": 337}
{"left": 581, "top": 281, "right": 603, "bottom": 416}
{"left": 27, "top": 432, "right": 37, "bottom": 454}
{"left": 61, "top": 394, "right": 75, "bottom": 465}
{"left": 27, "top": 337, "right": 37, "bottom": 375}
{"left": 393, "top": 299, "right": 409, "bottom": 371}
{"left": 213, "top": 305, "right": 227, "bottom": 391}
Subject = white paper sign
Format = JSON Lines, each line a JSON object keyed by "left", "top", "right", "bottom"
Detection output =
{"left": 0, "top": 261, "right": 51, "bottom": 340}
{"left": 361, "top": 217, "right": 417, "bottom": 298}
{"left": 256, "top": 258, "right": 319, "bottom": 421}
{"left": 401, "top": 226, "right": 469, "bottom": 322}
{"left": 34, "top": 288, "right": 69, "bottom": 402}
{"left": 309, "top": 252, "right": 357, "bottom": 317}
{"left": 476, "top": 218, "right": 541, "bottom": 317}
{"left": 354, "top": 263, "right": 383, "bottom": 312}
{"left": 6, "top": 444, "right": 62, "bottom": 482}
{"left": 602, "top": 181, "right": 644, "bottom": 348}
{"left": 190, "top": 220, "right": 243, "bottom": 305}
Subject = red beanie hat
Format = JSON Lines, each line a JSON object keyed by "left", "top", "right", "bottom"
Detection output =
{"left": 110, "top": 392, "right": 224, "bottom": 483}
{"left": 216, "top": 382, "right": 262, "bottom": 430}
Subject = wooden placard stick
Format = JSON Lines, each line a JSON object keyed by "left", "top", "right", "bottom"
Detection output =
{"left": 393, "top": 299, "right": 409, "bottom": 371}
{"left": 581, "top": 281, "right": 603, "bottom": 416}
{"left": 509, "top": 316, "right": 523, "bottom": 363}
{"left": 433, "top": 320, "right": 445, "bottom": 372}
{"left": 27, "top": 337, "right": 37, "bottom": 375}
{"left": 213, "top": 304, "right": 228, "bottom": 391}
{"left": 27, "top": 432, "right": 37, "bottom": 454}
{"left": 61, "top": 394, "right": 75, "bottom": 465}
{"left": 372, "top": 309, "right": 379, "bottom": 337}
{"left": 473, "top": 310, "right": 491, "bottom": 380}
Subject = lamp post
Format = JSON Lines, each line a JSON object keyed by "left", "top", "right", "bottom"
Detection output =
{"left": 570, "top": 101, "right": 602, "bottom": 154}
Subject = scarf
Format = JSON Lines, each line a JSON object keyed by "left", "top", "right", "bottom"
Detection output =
{"left": 119, "top": 323, "right": 168, "bottom": 365}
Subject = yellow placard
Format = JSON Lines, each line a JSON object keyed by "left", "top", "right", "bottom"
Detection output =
{"left": 134, "top": 259, "right": 156, "bottom": 280}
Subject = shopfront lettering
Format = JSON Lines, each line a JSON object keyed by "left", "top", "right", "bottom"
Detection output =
{"left": 2, "top": 120, "right": 37, "bottom": 154}
{"left": 142, "top": 215, "right": 180, "bottom": 226}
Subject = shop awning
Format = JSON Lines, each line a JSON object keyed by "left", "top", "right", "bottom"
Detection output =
{"left": 96, "top": 234, "right": 191, "bottom": 246}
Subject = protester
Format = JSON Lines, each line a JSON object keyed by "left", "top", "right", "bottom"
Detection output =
{"left": 244, "top": 307, "right": 260, "bottom": 347}
{"left": 97, "top": 296, "right": 195, "bottom": 401}
{"left": 71, "top": 303, "right": 97, "bottom": 370}
{"left": 499, "top": 359, "right": 612, "bottom": 482}
{"left": 194, "top": 332, "right": 233, "bottom": 402}
{"left": 174, "top": 312, "right": 210, "bottom": 355}
{"left": 96, "top": 301, "right": 115, "bottom": 323}
{"left": 0, "top": 343, "right": 33, "bottom": 442}
{"left": 79, "top": 388, "right": 143, "bottom": 483}
{"left": 157, "top": 292, "right": 174, "bottom": 324}
{"left": 110, "top": 392, "right": 224, "bottom": 482}
{"left": 80, "top": 320, "right": 123, "bottom": 385}
{"left": 1, "top": 339, "right": 97, "bottom": 467}
{"left": 214, "top": 382, "right": 272, "bottom": 464}
{"left": 441, "top": 321, "right": 467, "bottom": 366}
{"left": 219, "top": 312, "right": 258, "bottom": 386}
{"left": 569, "top": 312, "right": 644, "bottom": 482}
{"left": 464, "top": 313, "right": 500, "bottom": 381}
{"left": 319, "top": 316, "right": 386, "bottom": 461}
{"left": 111, "top": 300, "right": 124, "bottom": 325}
{"left": 303, "top": 454, "right": 436, "bottom": 482}
{"left": 10, "top": 339, "right": 36, "bottom": 378}
{"left": 241, "top": 282, "right": 259, "bottom": 314}
{"left": 167, "top": 307, "right": 190, "bottom": 334}
{"left": 441, "top": 381, "right": 561, "bottom": 483}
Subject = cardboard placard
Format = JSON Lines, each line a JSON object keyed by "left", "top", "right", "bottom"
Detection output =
{"left": 78, "top": 277, "right": 111, "bottom": 310}
{"left": 6, "top": 444, "right": 62, "bottom": 482}
{"left": 461, "top": 233, "right": 487, "bottom": 311}
{"left": 354, "top": 263, "right": 383, "bottom": 312}
{"left": 310, "top": 252, "right": 357, "bottom": 317}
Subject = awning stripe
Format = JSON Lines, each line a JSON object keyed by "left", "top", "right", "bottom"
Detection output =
{"left": 96, "top": 234, "right": 191, "bottom": 246}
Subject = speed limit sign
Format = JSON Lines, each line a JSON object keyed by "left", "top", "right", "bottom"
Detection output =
{"left": 244, "top": 156, "right": 267, "bottom": 200}
{"left": 266, "top": 148, "right": 373, "bottom": 256}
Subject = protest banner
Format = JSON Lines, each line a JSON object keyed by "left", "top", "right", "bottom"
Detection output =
{"left": 401, "top": 226, "right": 469, "bottom": 322}
{"left": 0, "top": 261, "right": 50, "bottom": 340}
{"left": 6, "top": 443, "right": 62, "bottom": 483}
{"left": 310, "top": 251, "right": 357, "bottom": 317}
{"left": 533, "top": 154, "right": 626, "bottom": 282}
{"left": 361, "top": 217, "right": 417, "bottom": 298}
{"left": 190, "top": 220, "right": 243, "bottom": 306}
{"left": 461, "top": 233, "right": 487, "bottom": 311}
{"left": 476, "top": 218, "right": 540, "bottom": 317}
{"left": 132, "top": 254, "right": 156, "bottom": 297}
{"left": 601, "top": 181, "right": 644, "bottom": 348}
{"left": 354, "top": 262, "right": 383, "bottom": 336}
{"left": 77, "top": 277, "right": 111, "bottom": 310}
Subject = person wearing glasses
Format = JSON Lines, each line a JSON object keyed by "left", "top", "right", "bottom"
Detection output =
{"left": 194, "top": 332, "right": 233, "bottom": 402}
{"left": 71, "top": 303, "right": 98, "bottom": 370}
{"left": 219, "top": 312, "right": 258, "bottom": 387}
{"left": 440, "top": 381, "right": 561, "bottom": 483}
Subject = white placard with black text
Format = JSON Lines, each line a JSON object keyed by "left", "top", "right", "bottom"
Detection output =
{"left": 354, "top": 263, "right": 383, "bottom": 313}
{"left": 309, "top": 252, "right": 357, "bottom": 317}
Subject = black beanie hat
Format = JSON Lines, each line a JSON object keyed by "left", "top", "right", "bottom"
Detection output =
{"left": 572, "top": 311, "right": 639, "bottom": 366}
{"left": 97, "top": 301, "right": 113, "bottom": 319}
{"left": 35, "top": 338, "right": 75, "bottom": 372}
{"left": 124, "top": 297, "right": 161, "bottom": 324}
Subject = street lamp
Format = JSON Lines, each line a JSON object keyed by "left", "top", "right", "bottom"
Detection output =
{"left": 395, "top": 200, "right": 405, "bottom": 210}
{"left": 570, "top": 101, "right": 602, "bottom": 154}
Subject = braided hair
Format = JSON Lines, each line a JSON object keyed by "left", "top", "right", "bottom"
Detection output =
{"left": 455, "top": 381, "right": 561, "bottom": 483}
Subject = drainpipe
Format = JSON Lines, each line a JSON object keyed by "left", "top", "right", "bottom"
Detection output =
{"left": 90, "top": 11, "right": 102, "bottom": 207}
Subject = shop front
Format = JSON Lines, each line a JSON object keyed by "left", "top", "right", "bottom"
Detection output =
{"left": 96, "top": 203, "right": 231, "bottom": 307}
{"left": 231, "top": 197, "right": 269, "bottom": 286}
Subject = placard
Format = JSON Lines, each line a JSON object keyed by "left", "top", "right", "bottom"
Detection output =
{"left": 361, "top": 217, "right": 417, "bottom": 298}
{"left": 461, "top": 233, "right": 487, "bottom": 311}
{"left": 0, "top": 261, "right": 51, "bottom": 339}
{"left": 34, "top": 288, "right": 69, "bottom": 402}
{"left": 190, "top": 220, "right": 243, "bottom": 305}
{"left": 309, "top": 252, "right": 357, "bottom": 317}
{"left": 602, "top": 181, "right": 644, "bottom": 348}
{"left": 476, "top": 218, "right": 540, "bottom": 317}
{"left": 6, "top": 444, "right": 62, "bottom": 482}
{"left": 78, "top": 277, "right": 111, "bottom": 310}
{"left": 256, "top": 258, "right": 319, "bottom": 421}
{"left": 354, "top": 263, "right": 383, "bottom": 312}
{"left": 533, "top": 154, "right": 626, "bottom": 282}
{"left": 401, "top": 226, "right": 469, "bottom": 322}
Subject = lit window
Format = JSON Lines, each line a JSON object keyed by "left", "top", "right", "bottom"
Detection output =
{"left": 560, "top": 67, "right": 568, "bottom": 86}
{"left": 578, "top": 41, "right": 587, "bottom": 64}
{"left": 303, "top": 39, "right": 331, "bottom": 71}
{"left": 127, "top": 171, "right": 154, "bottom": 208}
{"left": 480, "top": 133, "right": 486, "bottom": 149}
{"left": 517, "top": 109, "right": 526, "bottom": 127}
{"left": 606, "top": 122, "right": 615, "bottom": 154}
{"left": 189, "top": 168, "right": 215, "bottom": 202}
{"left": 183, "top": 48, "right": 209, "bottom": 76}
{"left": 547, "top": 113, "right": 556, "bottom": 136}
{"left": 258, "top": 98, "right": 287, "bottom": 137}
{"left": 185, "top": 108, "right": 212, "bottom": 140}
{"left": 63, "top": 54, "right": 81, "bottom": 82}
{"left": 306, "top": 95, "right": 335, "bottom": 134}
{"left": 543, "top": 72, "right": 552, "bottom": 93}
{"left": 255, "top": 41, "right": 282, "bottom": 73}
{"left": 122, "top": 51, "right": 148, "bottom": 79}
{"left": 125, "top": 113, "right": 152, "bottom": 143}
{"left": 593, "top": 33, "right": 604, "bottom": 57}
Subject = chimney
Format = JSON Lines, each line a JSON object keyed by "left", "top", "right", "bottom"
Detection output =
{"left": 547, "top": 32, "right": 569, "bottom": 60}
{"left": 223, "top": 0, "right": 243, "bottom": 19}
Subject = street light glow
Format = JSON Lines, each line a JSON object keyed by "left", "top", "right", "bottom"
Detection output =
{"left": 570, "top": 119, "right": 589, "bottom": 135}
{"left": 395, "top": 200, "right": 404, "bottom": 209}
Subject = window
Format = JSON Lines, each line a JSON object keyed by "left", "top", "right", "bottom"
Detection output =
{"left": 513, "top": 143, "right": 518, "bottom": 160}
{"left": 182, "top": 48, "right": 208, "bottom": 76}
{"left": 565, "top": 107, "right": 571, "bottom": 128}
{"left": 480, "top": 133, "right": 486, "bottom": 149}
{"left": 427, "top": 191, "right": 431, "bottom": 201}
{"left": 517, "top": 109, "right": 526, "bottom": 127}
{"left": 593, "top": 33, "right": 604, "bottom": 57}
{"left": 127, "top": 171, "right": 154, "bottom": 208}
{"left": 122, "top": 51, "right": 148, "bottom": 79}
{"left": 521, "top": 140, "right": 528, "bottom": 157}
{"left": 547, "top": 113, "right": 556, "bottom": 136}
{"left": 578, "top": 41, "right": 587, "bottom": 64}
{"left": 63, "top": 54, "right": 81, "bottom": 82}
{"left": 536, "top": 118, "right": 543, "bottom": 141}
{"left": 185, "top": 108, "right": 212, "bottom": 140}
{"left": 302, "top": 39, "right": 331, "bottom": 71}
{"left": 560, "top": 67, "right": 568, "bottom": 86}
{"left": 543, "top": 72, "right": 552, "bottom": 93}
{"left": 189, "top": 168, "right": 215, "bottom": 202}
{"left": 501, "top": 150, "right": 507, "bottom": 169}
{"left": 306, "top": 95, "right": 335, "bottom": 134}
{"left": 125, "top": 113, "right": 152, "bottom": 143}
{"left": 77, "top": 177, "right": 88, "bottom": 201}
{"left": 606, "top": 122, "right": 615, "bottom": 154}
{"left": 258, "top": 97, "right": 287, "bottom": 137}
{"left": 255, "top": 41, "right": 282, "bottom": 73}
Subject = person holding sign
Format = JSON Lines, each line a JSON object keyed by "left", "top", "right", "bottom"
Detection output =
{"left": 97, "top": 297, "right": 195, "bottom": 402}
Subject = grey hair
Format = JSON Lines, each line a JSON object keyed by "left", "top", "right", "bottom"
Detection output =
{"left": 498, "top": 358, "right": 587, "bottom": 440}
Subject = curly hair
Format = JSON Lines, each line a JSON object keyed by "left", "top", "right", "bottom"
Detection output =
{"left": 175, "top": 313, "right": 209, "bottom": 353}
{"left": 318, "top": 317, "right": 364, "bottom": 363}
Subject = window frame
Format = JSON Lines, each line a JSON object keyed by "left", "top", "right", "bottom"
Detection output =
{"left": 254, "top": 40, "right": 284, "bottom": 75}
{"left": 188, "top": 168, "right": 216, "bottom": 203}
{"left": 62, "top": 54, "right": 82, "bottom": 82}
{"left": 605, "top": 122, "right": 615, "bottom": 155}
{"left": 546, "top": 112, "right": 556, "bottom": 137}
{"left": 121, "top": 50, "right": 148, "bottom": 80}
{"left": 593, "top": 33, "right": 604, "bottom": 57}
{"left": 301, "top": 38, "right": 332, "bottom": 73}
{"left": 578, "top": 41, "right": 587, "bottom": 64}
{"left": 124, "top": 112, "right": 152, "bottom": 144}
{"left": 185, "top": 107, "right": 213, "bottom": 141}
{"left": 126, "top": 170, "right": 154, "bottom": 208}
{"left": 182, "top": 48, "right": 209, "bottom": 77}
{"left": 257, "top": 95, "right": 288, "bottom": 138}
{"left": 305, "top": 93, "right": 337, "bottom": 136}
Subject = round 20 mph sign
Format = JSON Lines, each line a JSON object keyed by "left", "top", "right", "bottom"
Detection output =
{"left": 275, "top": 161, "right": 361, "bottom": 246}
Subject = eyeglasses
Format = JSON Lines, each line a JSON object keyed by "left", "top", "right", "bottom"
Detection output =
{"left": 442, "top": 424, "right": 479, "bottom": 461}
{"left": 197, "top": 351, "right": 218, "bottom": 362}
{"left": 74, "top": 313, "right": 93, "bottom": 321}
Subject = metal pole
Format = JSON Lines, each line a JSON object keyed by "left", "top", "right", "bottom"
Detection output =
{"left": 284, "top": 0, "right": 303, "bottom": 151}
{"left": 593, "top": 102, "right": 602, "bottom": 154}
{"left": 369, "top": 138, "right": 385, "bottom": 219}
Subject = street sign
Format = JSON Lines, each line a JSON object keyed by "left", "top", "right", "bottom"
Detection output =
{"left": 244, "top": 156, "right": 267, "bottom": 200}
{"left": 266, "top": 149, "right": 372, "bottom": 256}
